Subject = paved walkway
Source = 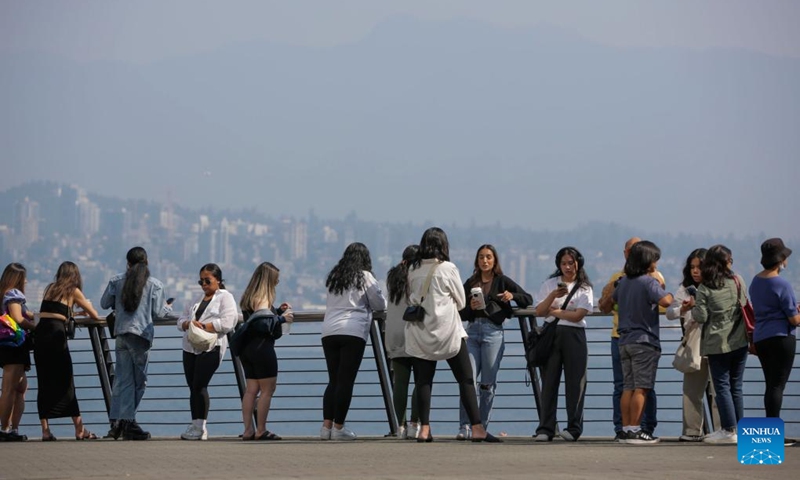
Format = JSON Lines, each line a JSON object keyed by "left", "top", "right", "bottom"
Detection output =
{"left": 3, "top": 436, "right": 796, "bottom": 479}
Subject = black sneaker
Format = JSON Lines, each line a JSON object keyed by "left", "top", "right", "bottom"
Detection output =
{"left": 122, "top": 420, "right": 151, "bottom": 441}
{"left": 628, "top": 430, "right": 660, "bottom": 445}
{"left": 614, "top": 431, "right": 627, "bottom": 443}
{"left": 4, "top": 430, "right": 27, "bottom": 442}
{"left": 105, "top": 421, "right": 123, "bottom": 440}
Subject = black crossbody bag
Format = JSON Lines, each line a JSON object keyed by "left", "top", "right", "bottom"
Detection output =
{"left": 525, "top": 283, "right": 580, "bottom": 368}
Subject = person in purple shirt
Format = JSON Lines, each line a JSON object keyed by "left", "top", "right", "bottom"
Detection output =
{"left": 749, "top": 238, "right": 800, "bottom": 425}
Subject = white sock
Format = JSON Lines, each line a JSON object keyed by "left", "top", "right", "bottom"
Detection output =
{"left": 624, "top": 426, "right": 636, "bottom": 432}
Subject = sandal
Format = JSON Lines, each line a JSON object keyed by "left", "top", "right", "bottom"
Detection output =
{"left": 242, "top": 433, "right": 256, "bottom": 441}
{"left": 42, "top": 432, "right": 57, "bottom": 442}
{"left": 257, "top": 430, "right": 282, "bottom": 441}
{"left": 76, "top": 429, "right": 98, "bottom": 440}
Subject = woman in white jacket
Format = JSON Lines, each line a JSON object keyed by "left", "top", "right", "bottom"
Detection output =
{"left": 177, "top": 263, "right": 238, "bottom": 440}
{"left": 666, "top": 248, "right": 719, "bottom": 442}
{"left": 405, "top": 227, "right": 501, "bottom": 443}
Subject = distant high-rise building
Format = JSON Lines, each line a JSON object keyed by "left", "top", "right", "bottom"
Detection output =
{"left": 15, "top": 197, "right": 39, "bottom": 249}
{"left": 76, "top": 196, "right": 101, "bottom": 236}
{"left": 291, "top": 221, "right": 308, "bottom": 260}
{"left": 219, "top": 218, "right": 232, "bottom": 266}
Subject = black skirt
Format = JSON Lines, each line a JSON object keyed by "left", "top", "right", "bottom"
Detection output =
{"left": 33, "top": 318, "right": 80, "bottom": 419}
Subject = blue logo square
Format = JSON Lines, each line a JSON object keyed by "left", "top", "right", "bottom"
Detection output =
{"left": 738, "top": 417, "right": 784, "bottom": 465}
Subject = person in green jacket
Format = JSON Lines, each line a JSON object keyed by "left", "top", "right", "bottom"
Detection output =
{"left": 691, "top": 244, "right": 749, "bottom": 445}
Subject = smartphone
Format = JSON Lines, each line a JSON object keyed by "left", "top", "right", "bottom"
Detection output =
{"left": 166, "top": 297, "right": 175, "bottom": 305}
{"left": 686, "top": 286, "right": 697, "bottom": 297}
{"left": 557, "top": 282, "right": 567, "bottom": 289}
{"left": 470, "top": 287, "right": 486, "bottom": 310}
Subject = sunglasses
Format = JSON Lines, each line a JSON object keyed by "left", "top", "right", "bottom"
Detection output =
{"left": 198, "top": 278, "right": 214, "bottom": 286}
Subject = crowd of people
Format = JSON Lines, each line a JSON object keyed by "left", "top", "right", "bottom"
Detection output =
{"left": 0, "top": 231, "right": 797, "bottom": 444}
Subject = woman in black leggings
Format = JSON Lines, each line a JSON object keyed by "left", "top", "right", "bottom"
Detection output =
{"left": 177, "top": 264, "right": 238, "bottom": 440}
{"left": 750, "top": 239, "right": 799, "bottom": 425}
{"left": 320, "top": 243, "right": 387, "bottom": 441}
{"left": 404, "top": 227, "right": 501, "bottom": 443}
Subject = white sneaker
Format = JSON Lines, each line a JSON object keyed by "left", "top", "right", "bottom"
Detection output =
{"left": 456, "top": 425, "right": 471, "bottom": 441}
{"left": 533, "top": 433, "right": 552, "bottom": 442}
{"left": 320, "top": 425, "right": 332, "bottom": 440}
{"left": 180, "top": 424, "right": 207, "bottom": 441}
{"left": 332, "top": 426, "right": 357, "bottom": 441}
{"left": 406, "top": 423, "right": 420, "bottom": 440}
{"left": 704, "top": 429, "right": 737, "bottom": 444}
{"left": 398, "top": 425, "right": 407, "bottom": 439}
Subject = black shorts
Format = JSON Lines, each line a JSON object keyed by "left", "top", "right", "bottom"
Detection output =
{"left": 0, "top": 343, "right": 32, "bottom": 371}
{"left": 240, "top": 336, "right": 278, "bottom": 380}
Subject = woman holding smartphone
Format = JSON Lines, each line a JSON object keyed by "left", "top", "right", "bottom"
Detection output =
{"left": 456, "top": 244, "right": 531, "bottom": 439}
{"left": 533, "top": 247, "right": 593, "bottom": 442}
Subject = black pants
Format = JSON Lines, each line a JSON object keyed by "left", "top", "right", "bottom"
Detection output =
{"left": 412, "top": 339, "right": 480, "bottom": 426}
{"left": 322, "top": 335, "right": 367, "bottom": 424}
{"left": 536, "top": 326, "right": 588, "bottom": 439}
{"left": 755, "top": 335, "right": 796, "bottom": 417}
{"left": 182, "top": 347, "right": 221, "bottom": 420}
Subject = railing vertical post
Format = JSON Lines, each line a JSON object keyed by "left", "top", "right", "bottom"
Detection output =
{"left": 227, "top": 331, "right": 248, "bottom": 401}
{"left": 88, "top": 324, "right": 115, "bottom": 416}
{"left": 518, "top": 315, "right": 544, "bottom": 419}
{"left": 369, "top": 317, "right": 398, "bottom": 436}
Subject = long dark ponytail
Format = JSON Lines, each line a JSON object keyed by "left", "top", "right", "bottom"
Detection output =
{"left": 121, "top": 247, "right": 150, "bottom": 312}
{"left": 387, "top": 245, "right": 419, "bottom": 305}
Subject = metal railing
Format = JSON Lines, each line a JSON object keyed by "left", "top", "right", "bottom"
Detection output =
{"left": 1, "top": 310, "right": 798, "bottom": 438}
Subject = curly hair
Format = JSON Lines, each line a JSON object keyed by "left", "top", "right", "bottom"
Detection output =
{"left": 680, "top": 248, "right": 707, "bottom": 288}
{"left": 701, "top": 244, "right": 734, "bottom": 290}
{"left": 326, "top": 242, "right": 373, "bottom": 295}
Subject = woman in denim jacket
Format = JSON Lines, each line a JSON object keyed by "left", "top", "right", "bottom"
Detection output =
{"left": 101, "top": 247, "right": 172, "bottom": 440}
{"left": 177, "top": 263, "right": 238, "bottom": 441}
{"left": 692, "top": 244, "right": 749, "bottom": 444}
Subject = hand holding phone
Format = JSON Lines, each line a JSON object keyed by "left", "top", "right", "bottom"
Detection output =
{"left": 470, "top": 287, "right": 486, "bottom": 310}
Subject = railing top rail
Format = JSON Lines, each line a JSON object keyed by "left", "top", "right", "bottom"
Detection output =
{"left": 72, "top": 308, "right": 621, "bottom": 327}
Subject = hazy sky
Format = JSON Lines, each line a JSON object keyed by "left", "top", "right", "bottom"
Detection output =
{"left": 3, "top": 1, "right": 800, "bottom": 62}
{"left": 2, "top": 1, "right": 799, "bottom": 238}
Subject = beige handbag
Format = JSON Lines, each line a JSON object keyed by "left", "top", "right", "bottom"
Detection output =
{"left": 672, "top": 323, "right": 702, "bottom": 373}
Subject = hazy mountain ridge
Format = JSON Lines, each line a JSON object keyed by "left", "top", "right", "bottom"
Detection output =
{"left": 2, "top": 15, "right": 798, "bottom": 236}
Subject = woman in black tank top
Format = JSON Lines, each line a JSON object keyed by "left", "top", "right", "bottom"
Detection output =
{"left": 34, "top": 261, "right": 99, "bottom": 441}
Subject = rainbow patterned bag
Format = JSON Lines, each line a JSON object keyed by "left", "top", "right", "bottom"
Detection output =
{"left": 0, "top": 313, "right": 26, "bottom": 347}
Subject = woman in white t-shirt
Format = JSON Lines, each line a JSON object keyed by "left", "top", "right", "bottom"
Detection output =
{"left": 533, "top": 246, "right": 594, "bottom": 442}
{"left": 319, "top": 243, "right": 387, "bottom": 441}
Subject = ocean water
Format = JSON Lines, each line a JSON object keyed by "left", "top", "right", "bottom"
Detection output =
{"left": 6, "top": 315, "right": 799, "bottom": 439}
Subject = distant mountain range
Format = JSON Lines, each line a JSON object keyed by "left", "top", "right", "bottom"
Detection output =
{"left": 2, "top": 15, "right": 798, "bottom": 236}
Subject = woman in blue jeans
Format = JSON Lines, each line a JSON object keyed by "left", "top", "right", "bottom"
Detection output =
{"left": 456, "top": 244, "right": 531, "bottom": 439}
{"left": 692, "top": 245, "right": 749, "bottom": 444}
{"left": 101, "top": 247, "right": 171, "bottom": 440}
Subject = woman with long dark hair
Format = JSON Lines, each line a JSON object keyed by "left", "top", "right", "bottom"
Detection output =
{"left": 666, "top": 249, "right": 719, "bottom": 442}
{"left": 0, "top": 263, "right": 35, "bottom": 442}
{"left": 319, "top": 242, "right": 386, "bottom": 440}
{"left": 177, "top": 263, "right": 238, "bottom": 441}
{"left": 385, "top": 245, "right": 420, "bottom": 439}
{"left": 532, "top": 247, "right": 593, "bottom": 442}
{"left": 237, "top": 262, "right": 294, "bottom": 441}
{"left": 692, "top": 244, "right": 749, "bottom": 444}
{"left": 405, "top": 227, "right": 500, "bottom": 443}
{"left": 457, "top": 244, "right": 531, "bottom": 439}
{"left": 750, "top": 238, "right": 799, "bottom": 422}
{"left": 35, "top": 261, "right": 101, "bottom": 441}
{"left": 101, "top": 246, "right": 171, "bottom": 440}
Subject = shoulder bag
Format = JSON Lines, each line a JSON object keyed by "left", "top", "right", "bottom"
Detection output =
{"left": 732, "top": 275, "right": 756, "bottom": 354}
{"left": 672, "top": 321, "right": 702, "bottom": 373}
{"left": 525, "top": 283, "right": 580, "bottom": 368}
{"left": 403, "top": 262, "right": 441, "bottom": 322}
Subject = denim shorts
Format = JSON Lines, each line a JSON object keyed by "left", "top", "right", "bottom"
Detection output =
{"left": 620, "top": 343, "right": 661, "bottom": 390}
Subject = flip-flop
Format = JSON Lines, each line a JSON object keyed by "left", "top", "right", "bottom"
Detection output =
{"left": 75, "top": 430, "right": 98, "bottom": 440}
{"left": 42, "top": 433, "right": 57, "bottom": 442}
{"left": 242, "top": 433, "right": 256, "bottom": 441}
{"left": 257, "top": 431, "right": 282, "bottom": 441}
